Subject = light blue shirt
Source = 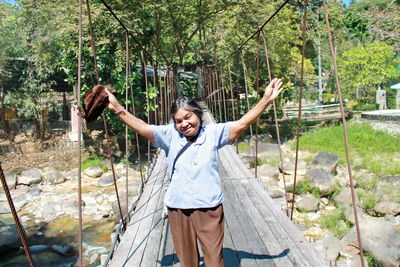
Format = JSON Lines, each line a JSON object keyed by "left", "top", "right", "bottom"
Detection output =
{"left": 152, "top": 122, "right": 233, "bottom": 209}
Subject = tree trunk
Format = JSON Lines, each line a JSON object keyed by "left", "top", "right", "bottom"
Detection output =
{"left": 0, "top": 82, "right": 13, "bottom": 140}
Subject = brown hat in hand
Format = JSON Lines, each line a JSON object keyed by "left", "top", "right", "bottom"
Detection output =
{"left": 78, "top": 84, "right": 117, "bottom": 122}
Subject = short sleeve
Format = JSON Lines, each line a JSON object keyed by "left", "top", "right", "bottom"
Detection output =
{"left": 152, "top": 124, "right": 174, "bottom": 153}
{"left": 214, "top": 122, "right": 234, "bottom": 149}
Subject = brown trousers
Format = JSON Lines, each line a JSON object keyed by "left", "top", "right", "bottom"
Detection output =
{"left": 168, "top": 204, "right": 224, "bottom": 267}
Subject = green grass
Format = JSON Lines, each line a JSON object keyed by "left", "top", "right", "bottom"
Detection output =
{"left": 320, "top": 207, "right": 352, "bottom": 238}
{"left": 294, "top": 122, "right": 400, "bottom": 175}
{"left": 238, "top": 142, "right": 251, "bottom": 153}
{"left": 81, "top": 154, "right": 108, "bottom": 171}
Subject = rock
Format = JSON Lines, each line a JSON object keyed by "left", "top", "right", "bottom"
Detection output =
{"left": 84, "top": 166, "right": 103, "bottom": 178}
{"left": 29, "top": 245, "right": 50, "bottom": 253}
{"left": 112, "top": 195, "right": 139, "bottom": 221}
{"left": 280, "top": 157, "right": 307, "bottom": 175}
{"left": 242, "top": 143, "right": 282, "bottom": 161}
{"left": 97, "top": 173, "right": 116, "bottom": 187}
{"left": 268, "top": 190, "right": 284, "bottom": 199}
{"left": 0, "top": 223, "right": 20, "bottom": 252}
{"left": 320, "top": 198, "right": 330, "bottom": 205}
{"left": 342, "top": 218, "right": 400, "bottom": 267}
{"left": 334, "top": 188, "right": 359, "bottom": 206}
{"left": 303, "top": 226, "right": 325, "bottom": 238}
{"left": 3, "top": 171, "right": 17, "bottom": 189}
{"left": 0, "top": 195, "right": 27, "bottom": 214}
{"left": 310, "top": 152, "right": 339, "bottom": 174}
{"left": 18, "top": 168, "right": 42, "bottom": 185}
{"left": 381, "top": 175, "right": 400, "bottom": 185}
{"left": 373, "top": 202, "right": 400, "bottom": 216}
{"left": 28, "top": 186, "right": 42, "bottom": 199}
{"left": 42, "top": 167, "right": 65, "bottom": 184}
{"left": 320, "top": 234, "right": 342, "bottom": 261}
{"left": 349, "top": 255, "right": 369, "bottom": 267}
{"left": 257, "top": 164, "right": 280, "bottom": 180}
{"left": 343, "top": 205, "right": 363, "bottom": 224}
{"left": 63, "top": 168, "right": 78, "bottom": 180}
{"left": 305, "top": 168, "right": 336, "bottom": 196}
{"left": 51, "top": 244, "right": 72, "bottom": 256}
{"left": 297, "top": 195, "right": 319, "bottom": 212}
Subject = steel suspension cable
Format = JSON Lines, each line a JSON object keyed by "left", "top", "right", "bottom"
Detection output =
{"left": 254, "top": 34, "right": 261, "bottom": 178}
{"left": 225, "top": 0, "right": 290, "bottom": 62}
{"left": 216, "top": 70, "right": 222, "bottom": 122}
{"left": 125, "top": 31, "right": 130, "bottom": 220}
{"left": 77, "top": 0, "right": 84, "bottom": 264}
{"left": 261, "top": 28, "right": 290, "bottom": 217}
{"left": 290, "top": 0, "right": 308, "bottom": 220}
{"left": 226, "top": 60, "right": 239, "bottom": 153}
{"left": 128, "top": 56, "right": 145, "bottom": 190}
{"left": 240, "top": 50, "right": 254, "bottom": 140}
{"left": 219, "top": 66, "right": 228, "bottom": 122}
{"left": 85, "top": 0, "right": 126, "bottom": 229}
{"left": 141, "top": 52, "right": 151, "bottom": 164}
{"left": 0, "top": 164, "right": 35, "bottom": 267}
{"left": 322, "top": 0, "right": 365, "bottom": 264}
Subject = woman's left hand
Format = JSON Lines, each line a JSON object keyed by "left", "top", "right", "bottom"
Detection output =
{"left": 263, "top": 78, "right": 284, "bottom": 102}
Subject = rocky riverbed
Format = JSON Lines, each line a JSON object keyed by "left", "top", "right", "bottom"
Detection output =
{"left": 0, "top": 162, "right": 144, "bottom": 266}
{"left": 240, "top": 135, "right": 400, "bottom": 267}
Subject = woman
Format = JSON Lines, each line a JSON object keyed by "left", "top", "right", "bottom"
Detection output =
{"left": 105, "top": 77, "right": 283, "bottom": 267}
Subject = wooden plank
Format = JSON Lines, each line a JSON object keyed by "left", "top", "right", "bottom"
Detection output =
{"left": 221, "top": 181, "right": 258, "bottom": 267}
{"left": 110, "top": 154, "right": 166, "bottom": 267}
{"left": 229, "top": 179, "right": 292, "bottom": 267}
{"left": 223, "top": 221, "right": 241, "bottom": 267}
{"left": 224, "top": 179, "right": 277, "bottom": 267}
{"left": 140, "top": 174, "right": 168, "bottom": 266}
{"left": 247, "top": 180, "right": 328, "bottom": 266}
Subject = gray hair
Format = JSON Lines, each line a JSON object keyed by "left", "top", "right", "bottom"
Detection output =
{"left": 170, "top": 96, "right": 203, "bottom": 125}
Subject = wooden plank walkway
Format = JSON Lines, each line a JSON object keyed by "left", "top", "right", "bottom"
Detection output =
{"left": 109, "top": 111, "right": 328, "bottom": 266}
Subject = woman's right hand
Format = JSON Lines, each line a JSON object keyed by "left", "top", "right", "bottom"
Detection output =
{"left": 105, "top": 88, "right": 123, "bottom": 112}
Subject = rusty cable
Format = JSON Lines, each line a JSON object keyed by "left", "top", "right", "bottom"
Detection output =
{"left": 290, "top": 0, "right": 308, "bottom": 220}
{"left": 77, "top": 0, "right": 83, "bottom": 264}
{"left": 86, "top": 0, "right": 126, "bottom": 229}
{"left": 125, "top": 31, "right": 130, "bottom": 220}
{"left": 0, "top": 164, "right": 35, "bottom": 267}
{"left": 240, "top": 50, "right": 254, "bottom": 141}
{"left": 255, "top": 34, "right": 260, "bottom": 178}
{"left": 322, "top": 0, "right": 365, "bottom": 264}
{"left": 261, "top": 28, "right": 290, "bottom": 217}
{"left": 226, "top": 60, "right": 239, "bottom": 153}
{"left": 141, "top": 52, "right": 151, "bottom": 165}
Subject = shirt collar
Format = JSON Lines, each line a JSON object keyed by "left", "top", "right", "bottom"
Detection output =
{"left": 177, "top": 126, "right": 206, "bottom": 146}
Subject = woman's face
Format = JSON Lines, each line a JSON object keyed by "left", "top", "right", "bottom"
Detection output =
{"left": 174, "top": 108, "right": 201, "bottom": 137}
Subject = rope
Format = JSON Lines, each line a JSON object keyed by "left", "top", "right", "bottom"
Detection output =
{"left": 77, "top": 0, "right": 83, "bottom": 265}
{"left": 125, "top": 31, "right": 130, "bottom": 221}
{"left": 261, "top": 28, "right": 290, "bottom": 217}
{"left": 225, "top": 0, "right": 290, "bottom": 62}
{"left": 0, "top": 164, "right": 35, "bottom": 267}
{"left": 290, "top": 0, "right": 308, "bottom": 220}
{"left": 98, "top": 0, "right": 156, "bottom": 65}
{"left": 322, "top": 0, "right": 365, "bottom": 265}
{"left": 141, "top": 52, "right": 151, "bottom": 165}
{"left": 85, "top": 0, "right": 126, "bottom": 230}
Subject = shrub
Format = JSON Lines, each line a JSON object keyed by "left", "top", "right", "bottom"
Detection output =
{"left": 81, "top": 154, "right": 108, "bottom": 172}
{"left": 320, "top": 208, "right": 351, "bottom": 238}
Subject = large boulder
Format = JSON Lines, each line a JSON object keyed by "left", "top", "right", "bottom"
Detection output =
{"left": 3, "top": 171, "right": 17, "bottom": 189}
{"left": 334, "top": 188, "right": 359, "bottom": 206}
{"left": 280, "top": 157, "right": 307, "bottom": 175}
{"left": 18, "top": 168, "right": 42, "bottom": 185}
{"left": 97, "top": 173, "right": 117, "bottom": 187}
{"left": 375, "top": 176, "right": 400, "bottom": 202}
{"left": 242, "top": 143, "right": 282, "bottom": 161}
{"left": 319, "top": 234, "right": 342, "bottom": 261}
{"left": 341, "top": 218, "right": 400, "bottom": 267}
{"left": 0, "top": 223, "right": 20, "bottom": 253}
{"left": 309, "top": 152, "right": 339, "bottom": 174}
{"left": 0, "top": 194, "right": 27, "bottom": 214}
{"left": 296, "top": 195, "right": 319, "bottom": 212}
{"left": 41, "top": 167, "right": 65, "bottom": 185}
{"left": 305, "top": 168, "right": 336, "bottom": 196}
{"left": 84, "top": 166, "right": 103, "bottom": 178}
{"left": 258, "top": 164, "right": 279, "bottom": 180}
{"left": 373, "top": 202, "right": 400, "bottom": 216}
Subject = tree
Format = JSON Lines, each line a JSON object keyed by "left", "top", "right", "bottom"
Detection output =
{"left": 339, "top": 41, "right": 400, "bottom": 101}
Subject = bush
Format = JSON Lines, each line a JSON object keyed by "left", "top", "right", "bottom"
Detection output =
{"left": 81, "top": 154, "right": 108, "bottom": 172}
{"left": 352, "top": 103, "right": 378, "bottom": 111}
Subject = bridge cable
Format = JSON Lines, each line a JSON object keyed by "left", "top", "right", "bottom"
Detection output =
{"left": 261, "top": 28, "right": 290, "bottom": 217}
{"left": 124, "top": 31, "right": 130, "bottom": 220}
{"left": 220, "top": 65, "right": 228, "bottom": 122}
{"left": 0, "top": 164, "right": 36, "bottom": 267}
{"left": 322, "top": 0, "right": 365, "bottom": 265}
{"left": 240, "top": 50, "right": 254, "bottom": 141}
{"left": 254, "top": 33, "right": 261, "bottom": 179}
{"left": 141, "top": 52, "right": 151, "bottom": 165}
{"left": 126, "top": 39, "right": 145, "bottom": 191}
{"left": 77, "top": 0, "right": 84, "bottom": 264}
{"left": 290, "top": 0, "right": 308, "bottom": 220}
{"left": 226, "top": 60, "right": 239, "bottom": 153}
{"left": 85, "top": 0, "right": 126, "bottom": 230}
{"left": 224, "top": 0, "right": 290, "bottom": 63}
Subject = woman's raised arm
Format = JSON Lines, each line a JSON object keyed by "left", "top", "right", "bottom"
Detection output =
{"left": 229, "top": 78, "right": 284, "bottom": 142}
{"left": 105, "top": 89, "right": 155, "bottom": 143}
